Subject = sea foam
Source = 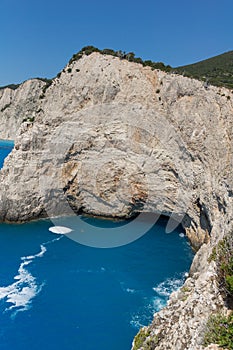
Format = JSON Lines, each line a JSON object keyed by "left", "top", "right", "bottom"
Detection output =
{"left": 130, "top": 273, "right": 187, "bottom": 330}
{"left": 153, "top": 274, "right": 186, "bottom": 297}
{"left": 0, "top": 240, "right": 54, "bottom": 316}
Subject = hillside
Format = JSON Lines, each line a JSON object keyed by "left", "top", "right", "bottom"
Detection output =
{"left": 175, "top": 50, "right": 233, "bottom": 89}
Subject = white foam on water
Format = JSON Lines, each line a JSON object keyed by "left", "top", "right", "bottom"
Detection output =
{"left": 153, "top": 274, "right": 186, "bottom": 297}
{"left": 49, "top": 226, "right": 72, "bottom": 234}
{"left": 119, "top": 281, "right": 137, "bottom": 295}
{"left": 130, "top": 274, "right": 187, "bottom": 329}
{"left": 126, "top": 288, "right": 136, "bottom": 294}
{"left": 0, "top": 243, "right": 49, "bottom": 316}
{"left": 179, "top": 233, "right": 185, "bottom": 238}
{"left": 152, "top": 297, "right": 166, "bottom": 312}
{"left": 21, "top": 244, "right": 47, "bottom": 261}
{"left": 130, "top": 314, "right": 145, "bottom": 329}
{"left": 130, "top": 301, "right": 155, "bottom": 329}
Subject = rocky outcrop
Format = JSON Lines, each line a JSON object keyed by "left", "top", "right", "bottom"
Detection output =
{"left": 0, "top": 79, "right": 46, "bottom": 140}
{"left": 0, "top": 52, "right": 233, "bottom": 349}
{"left": 132, "top": 222, "right": 232, "bottom": 350}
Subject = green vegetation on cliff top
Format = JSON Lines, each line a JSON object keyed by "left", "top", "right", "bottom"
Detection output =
{"left": 69, "top": 46, "right": 233, "bottom": 89}
{"left": 68, "top": 45, "right": 172, "bottom": 72}
{"left": 1, "top": 47, "right": 233, "bottom": 90}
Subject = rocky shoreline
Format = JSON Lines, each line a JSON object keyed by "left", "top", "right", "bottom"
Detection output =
{"left": 0, "top": 52, "right": 233, "bottom": 349}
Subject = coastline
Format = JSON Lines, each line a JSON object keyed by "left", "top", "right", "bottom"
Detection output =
{"left": 0, "top": 52, "right": 232, "bottom": 349}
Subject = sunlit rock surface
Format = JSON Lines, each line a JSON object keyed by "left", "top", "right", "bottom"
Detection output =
{"left": 0, "top": 52, "right": 233, "bottom": 349}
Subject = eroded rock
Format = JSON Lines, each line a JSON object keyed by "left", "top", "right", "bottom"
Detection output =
{"left": 0, "top": 52, "right": 233, "bottom": 349}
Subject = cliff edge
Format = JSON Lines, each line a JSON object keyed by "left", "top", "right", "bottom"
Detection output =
{"left": 0, "top": 52, "right": 233, "bottom": 349}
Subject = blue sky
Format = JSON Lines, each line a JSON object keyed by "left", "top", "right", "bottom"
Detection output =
{"left": 0, "top": 0, "right": 233, "bottom": 86}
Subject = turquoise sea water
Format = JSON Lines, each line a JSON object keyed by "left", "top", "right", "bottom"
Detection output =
{"left": 0, "top": 141, "right": 194, "bottom": 350}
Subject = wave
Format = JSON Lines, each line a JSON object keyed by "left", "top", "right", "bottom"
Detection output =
{"left": 153, "top": 275, "right": 185, "bottom": 297}
{"left": 0, "top": 236, "right": 62, "bottom": 317}
{"left": 152, "top": 297, "right": 166, "bottom": 311}
{"left": 130, "top": 273, "right": 187, "bottom": 329}
{"left": 130, "top": 300, "right": 155, "bottom": 329}
{"left": 130, "top": 314, "right": 146, "bottom": 329}
{"left": 151, "top": 274, "right": 187, "bottom": 314}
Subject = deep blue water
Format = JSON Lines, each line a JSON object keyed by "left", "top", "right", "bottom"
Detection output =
{"left": 0, "top": 141, "right": 194, "bottom": 350}
{"left": 0, "top": 140, "right": 14, "bottom": 168}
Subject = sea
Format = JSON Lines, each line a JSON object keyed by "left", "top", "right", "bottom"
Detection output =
{"left": 0, "top": 140, "right": 194, "bottom": 350}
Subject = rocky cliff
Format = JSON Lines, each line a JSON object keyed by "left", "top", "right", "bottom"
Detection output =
{"left": 0, "top": 79, "right": 46, "bottom": 140}
{"left": 0, "top": 52, "right": 233, "bottom": 349}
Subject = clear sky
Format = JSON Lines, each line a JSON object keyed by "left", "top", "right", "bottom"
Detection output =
{"left": 0, "top": 0, "right": 232, "bottom": 86}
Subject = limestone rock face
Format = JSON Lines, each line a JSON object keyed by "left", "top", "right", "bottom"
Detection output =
{"left": 0, "top": 79, "right": 46, "bottom": 140}
{"left": 0, "top": 52, "right": 233, "bottom": 349}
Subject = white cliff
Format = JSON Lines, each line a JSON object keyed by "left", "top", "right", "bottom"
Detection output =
{"left": 0, "top": 79, "right": 46, "bottom": 140}
{"left": 0, "top": 52, "right": 233, "bottom": 349}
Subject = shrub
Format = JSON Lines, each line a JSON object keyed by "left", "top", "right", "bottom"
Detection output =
{"left": 203, "top": 313, "right": 233, "bottom": 348}
{"left": 41, "top": 79, "right": 53, "bottom": 94}
{"left": 209, "top": 234, "right": 233, "bottom": 303}
{"left": 0, "top": 83, "right": 20, "bottom": 91}
{"left": 133, "top": 328, "right": 159, "bottom": 350}
{"left": 126, "top": 52, "right": 135, "bottom": 61}
{"left": 68, "top": 46, "right": 172, "bottom": 73}
{"left": 11, "top": 83, "right": 20, "bottom": 90}
{"left": 102, "top": 48, "right": 118, "bottom": 57}
{"left": 133, "top": 329, "right": 149, "bottom": 349}
{"left": 22, "top": 116, "right": 35, "bottom": 123}
{"left": 133, "top": 329, "right": 148, "bottom": 350}
{"left": 68, "top": 46, "right": 101, "bottom": 65}
{"left": 226, "top": 275, "right": 233, "bottom": 295}
{"left": 133, "top": 57, "right": 144, "bottom": 65}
